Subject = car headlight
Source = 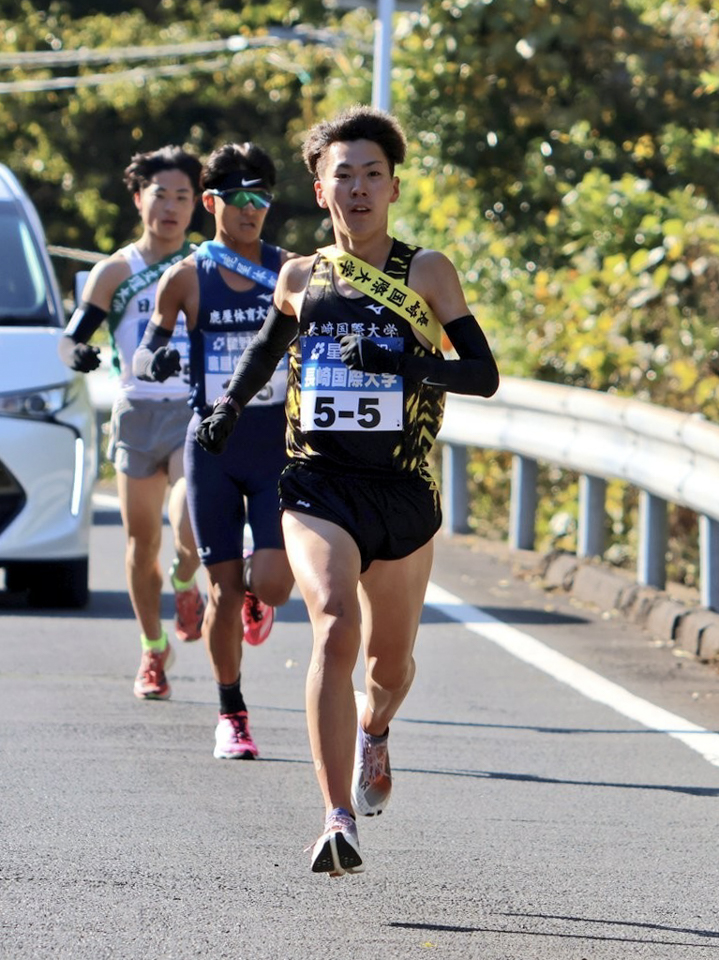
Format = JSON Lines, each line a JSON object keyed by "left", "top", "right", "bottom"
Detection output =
{"left": 0, "top": 383, "right": 71, "bottom": 418}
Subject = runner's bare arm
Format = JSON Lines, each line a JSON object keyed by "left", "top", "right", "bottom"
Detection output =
{"left": 78, "top": 254, "right": 133, "bottom": 313}
{"left": 152, "top": 258, "right": 198, "bottom": 333}
{"left": 280, "top": 247, "right": 303, "bottom": 266}
{"left": 410, "top": 249, "right": 473, "bottom": 327}
{"left": 275, "top": 255, "right": 314, "bottom": 316}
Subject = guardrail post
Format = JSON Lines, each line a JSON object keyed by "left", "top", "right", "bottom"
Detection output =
{"left": 699, "top": 515, "right": 719, "bottom": 612}
{"left": 509, "top": 454, "right": 538, "bottom": 550}
{"left": 637, "top": 491, "right": 667, "bottom": 590}
{"left": 441, "top": 444, "right": 470, "bottom": 534}
{"left": 578, "top": 474, "right": 606, "bottom": 558}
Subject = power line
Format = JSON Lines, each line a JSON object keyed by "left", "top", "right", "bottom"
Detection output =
{"left": 0, "top": 26, "right": 345, "bottom": 95}
{"left": 0, "top": 26, "right": 341, "bottom": 69}
{"left": 1, "top": 35, "right": 253, "bottom": 69}
{"left": 0, "top": 56, "right": 233, "bottom": 93}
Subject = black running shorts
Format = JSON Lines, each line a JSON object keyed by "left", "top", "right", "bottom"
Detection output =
{"left": 279, "top": 461, "right": 442, "bottom": 572}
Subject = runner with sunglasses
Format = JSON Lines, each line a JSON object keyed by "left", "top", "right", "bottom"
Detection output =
{"left": 206, "top": 186, "right": 274, "bottom": 209}
{"left": 133, "top": 142, "right": 296, "bottom": 760}
{"left": 59, "top": 144, "right": 205, "bottom": 702}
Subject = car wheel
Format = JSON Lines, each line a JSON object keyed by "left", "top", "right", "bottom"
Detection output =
{"left": 4, "top": 564, "right": 29, "bottom": 593}
{"left": 7, "top": 558, "right": 89, "bottom": 609}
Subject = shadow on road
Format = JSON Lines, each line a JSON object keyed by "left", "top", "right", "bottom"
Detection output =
{"left": 399, "top": 763, "right": 719, "bottom": 796}
{"left": 420, "top": 603, "right": 589, "bottom": 626}
{"left": 388, "top": 918, "right": 719, "bottom": 949}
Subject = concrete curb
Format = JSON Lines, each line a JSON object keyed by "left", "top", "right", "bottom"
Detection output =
{"left": 533, "top": 550, "right": 719, "bottom": 665}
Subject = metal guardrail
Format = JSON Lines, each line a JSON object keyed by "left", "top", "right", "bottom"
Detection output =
{"left": 438, "top": 377, "right": 719, "bottom": 612}
{"left": 48, "top": 245, "right": 106, "bottom": 265}
{"left": 86, "top": 363, "right": 719, "bottom": 610}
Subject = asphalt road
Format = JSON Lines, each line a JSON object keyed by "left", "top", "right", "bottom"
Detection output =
{"left": 2, "top": 495, "right": 719, "bottom": 960}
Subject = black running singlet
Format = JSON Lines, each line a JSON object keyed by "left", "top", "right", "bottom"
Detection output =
{"left": 286, "top": 239, "right": 446, "bottom": 476}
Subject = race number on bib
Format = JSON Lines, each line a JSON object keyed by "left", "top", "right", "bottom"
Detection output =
{"left": 203, "top": 330, "right": 287, "bottom": 407}
{"left": 299, "top": 336, "right": 403, "bottom": 432}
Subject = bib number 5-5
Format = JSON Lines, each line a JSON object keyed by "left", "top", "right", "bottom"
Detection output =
{"left": 300, "top": 335, "right": 403, "bottom": 433}
{"left": 313, "top": 395, "right": 381, "bottom": 429}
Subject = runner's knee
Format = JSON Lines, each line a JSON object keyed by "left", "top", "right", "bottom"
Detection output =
{"left": 367, "top": 655, "right": 415, "bottom": 697}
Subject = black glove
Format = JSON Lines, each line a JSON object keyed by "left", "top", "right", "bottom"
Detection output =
{"left": 69, "top": 343, "right": 101, "bottom": 373}
{"left": 336, "top": 334, "right": 401, "bottom": 375}
{"left": 150, "top": 346, "right": 181, "bottom": 382}
{"left": 195, "top": 400, "right": 239, "bottom": 456}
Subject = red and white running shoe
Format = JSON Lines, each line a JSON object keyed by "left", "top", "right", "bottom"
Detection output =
{"left": 133, "top": 642, "right": 175, "bottom": 700}
{"left": 242, "top": 591, "right": 274, "bottom": 646}
{"left": 170, "top": 561, "right": 205, "bottom": 642}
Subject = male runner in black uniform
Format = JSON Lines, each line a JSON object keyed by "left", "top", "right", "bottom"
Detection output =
{"left": 195, "top": 107, "right": 499, "bottom": 874}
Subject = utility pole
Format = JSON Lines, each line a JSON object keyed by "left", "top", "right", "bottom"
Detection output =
{"left": 372, "top": 0, "right": 395, "bottom": 111}
{"left": 327, "top": 0, "right": 411, "bottom": 111}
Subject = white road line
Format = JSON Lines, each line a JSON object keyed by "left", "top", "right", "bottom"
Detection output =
{"left": 93, "top": 492, "right": 120, "bottom": 510}
{"left": 90, "top": 493, "right": 719, "bottom": 768}
{"left": 425, "top": 581, "right": 719, "bottom": 768}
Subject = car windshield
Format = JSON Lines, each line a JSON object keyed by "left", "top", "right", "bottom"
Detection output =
{"left": 0, "top": 206, "right": 59, "bottom": 326}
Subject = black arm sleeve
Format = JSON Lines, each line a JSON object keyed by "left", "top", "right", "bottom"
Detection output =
{"left": 224, "top": 304, "right": 298, "bottom": 410}
{"left": 398, "top": 315, "right": 499, "bottom": 397}
{"left": 133, "top": 321, "right": 175, "bottom": 380}
{"left": 58, "top": 302, "right": 107, "bottom": 364}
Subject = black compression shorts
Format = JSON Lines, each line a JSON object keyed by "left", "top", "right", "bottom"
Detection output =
{"left": 184, "top": 407, "right": 287, "bottom": 566}
{"left": 278, "top": 461, "right": 442, "bottom": 572}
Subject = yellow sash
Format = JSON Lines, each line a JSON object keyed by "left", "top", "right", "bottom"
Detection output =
{"left": 318, "top": 246, "right": 443, "bottom": 351}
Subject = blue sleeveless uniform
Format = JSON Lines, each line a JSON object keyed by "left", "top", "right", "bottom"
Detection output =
{"left": 184, "top": 241, "right": 288, "bottom": 566}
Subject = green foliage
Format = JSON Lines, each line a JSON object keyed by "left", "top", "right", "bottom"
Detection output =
{"left": 0, "top": 0, "right": 332, "bottom": 294}
{"left": 383, "top": 0, "right": 719, "bottom": 582}
{"left": 3, "top": 0, "right": 719, "bottom": 583}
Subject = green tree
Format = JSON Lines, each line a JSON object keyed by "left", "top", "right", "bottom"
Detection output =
{"left": 4, "top": 0, "right": 719, "bottom": 578}
{"left": 378, "top": 0, "right": 719, "bottom": 571}
{"left": 0, "top": 0, "right": 333, "bottom": 293}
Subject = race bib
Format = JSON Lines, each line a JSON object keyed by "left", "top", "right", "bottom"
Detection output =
{"left": 299, "top": 336, "right": 403, "bottom": 432}
{"left": 203, "top": 330, "right": 287, "bottom": 407}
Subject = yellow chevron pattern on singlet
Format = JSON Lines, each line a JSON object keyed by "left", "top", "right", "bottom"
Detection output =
{"left": 285, "top": 238, "right": 446, "bottom": 476}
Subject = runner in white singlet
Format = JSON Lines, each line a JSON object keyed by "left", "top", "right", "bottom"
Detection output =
{"left": 59, "top": 145, "right": 206, "bottom": 702}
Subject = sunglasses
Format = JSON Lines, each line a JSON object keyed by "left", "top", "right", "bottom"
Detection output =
{"left": 207, "top": 188, "right": 273, "bottom": 209}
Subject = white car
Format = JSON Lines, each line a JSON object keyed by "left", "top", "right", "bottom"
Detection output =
{"left": 0, "top": 164, "right": 97, "bottom": 607}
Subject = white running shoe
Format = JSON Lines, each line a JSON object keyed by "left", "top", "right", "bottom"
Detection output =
{"left": 310, "top": 807, "right": 364, "bottom": 877}
{"left": 351, "top": 691, "right": 392, "bottom": 817}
